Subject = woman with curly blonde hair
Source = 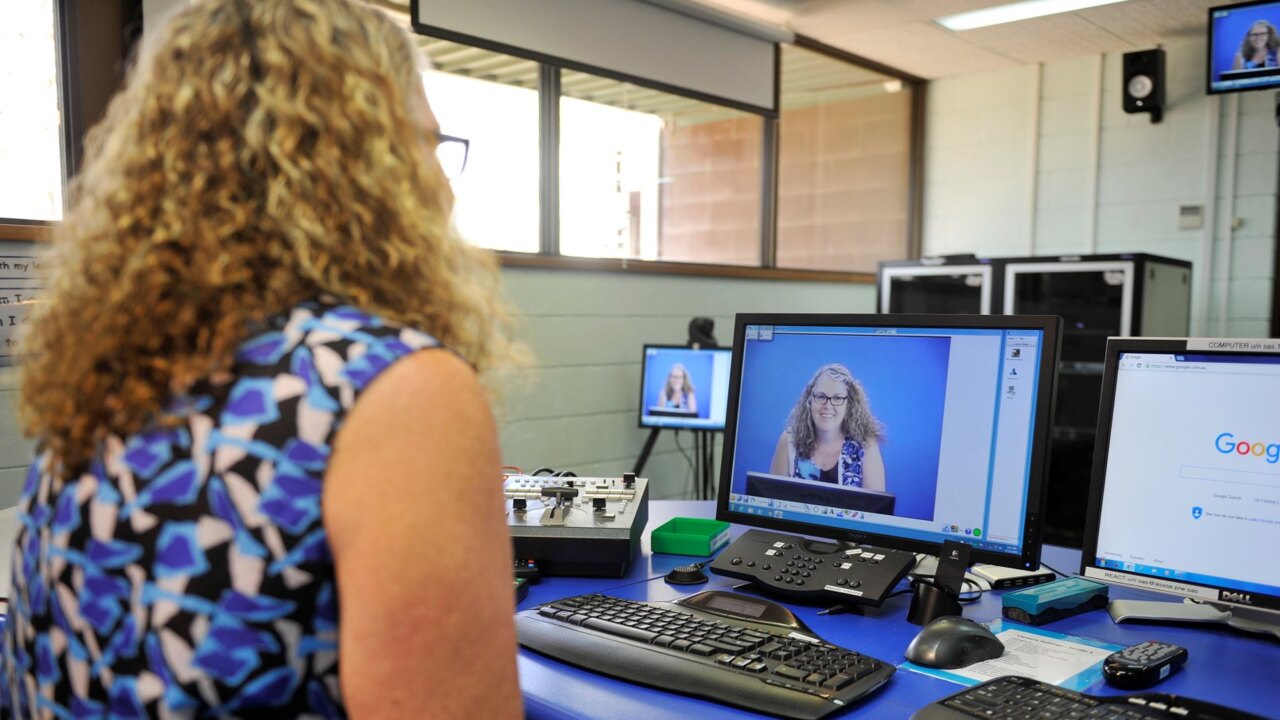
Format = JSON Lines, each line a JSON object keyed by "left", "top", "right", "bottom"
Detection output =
{"left": 1234, "top": 19, "right": 1280, "bottom": 70}
{"left": 4, "top": 0, "right": 522, "bottom": 716}
{"left": 769, "top": 363, "right": 886, "bottom": 492}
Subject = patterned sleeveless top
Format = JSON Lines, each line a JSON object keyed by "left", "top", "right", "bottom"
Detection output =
{"left": 788, "top": 435, "right": 866, "bottom": 487}
{"left": 1, "top": 298, "right": 439, "bottom": 718}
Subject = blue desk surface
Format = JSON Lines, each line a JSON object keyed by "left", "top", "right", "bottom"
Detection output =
{"left": 517, "top": 500, "right": 1280, "bottom": 719}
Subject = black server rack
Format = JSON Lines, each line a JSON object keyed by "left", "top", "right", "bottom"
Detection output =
{"left": 879, "top": 253, "right": 1192, "bottom": 548}
{"left": 1001, "top": 254, "right": 1191, "bottom": 547}
{"left": 876, "top": 256, "right": 1000, "bottom": 315}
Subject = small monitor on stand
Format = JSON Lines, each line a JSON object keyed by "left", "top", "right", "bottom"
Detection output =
{"left": 1080, "top": 338, "right": 1280, "bottom": 640}
{"left": 635, "top": 345, "right": 733, "bottom": 498}
{"left": 716, "top": 314, "right": 1061, "bottom": 603}
{"left": 639, "top": 345, "right": 732, "bottom": 431}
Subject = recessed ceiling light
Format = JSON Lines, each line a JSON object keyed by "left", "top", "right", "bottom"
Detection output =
{"left": 936, "top": 0, "right": 1130, "bottom": 32}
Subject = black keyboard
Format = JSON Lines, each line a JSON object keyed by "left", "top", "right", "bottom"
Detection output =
{"left": 912, "top": 675, "right": 1267, "bottom": 720}
{"left": 517, "top": 593, "right": 894, "bottom": 720}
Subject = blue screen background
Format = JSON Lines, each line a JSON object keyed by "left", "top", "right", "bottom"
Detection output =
{"left": 1211, "top": 4, "right": 1280, "bottom": 84}
{"left": 730, "top": 333, "right": 951, "bottom": 521}
{"left": 642, "top": 348, "right": 715, "bottom": 421}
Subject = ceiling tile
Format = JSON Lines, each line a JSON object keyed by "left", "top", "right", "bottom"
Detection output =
{"left": 697, "top": 0, "right": 1223, "bottom": 79}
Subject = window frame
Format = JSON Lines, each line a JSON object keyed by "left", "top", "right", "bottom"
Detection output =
{"left": 0, "top": 0, "right": 70, "bottom": 239}
{"left": 30, "top": 3, "right": 925, "bottom": 277}
{"left": 408, "top": 21, "right": 923, "bottom": 282}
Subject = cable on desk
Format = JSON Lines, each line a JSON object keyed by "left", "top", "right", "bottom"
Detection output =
{"left": 907, "top": 574, "right": 987, "bottom": 603}
{"left": 527, "top": 467, "right": 578, "bottom": 478}
{"left": 1040, "top": 562, "right": 1069, "bottom": 579}
{"left": 603, "top": 562, "right": 710, "bottom": 592}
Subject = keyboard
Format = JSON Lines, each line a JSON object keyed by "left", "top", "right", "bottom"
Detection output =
{"left": 517, "top": 593, "right": 894, "bottom": 720}
{"left": 912, "top": 675, "right": 1267, "bottom": 720}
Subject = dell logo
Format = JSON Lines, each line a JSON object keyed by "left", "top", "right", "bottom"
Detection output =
{"left": 1222, "top": 591, "right": 1254, "bottom": 605}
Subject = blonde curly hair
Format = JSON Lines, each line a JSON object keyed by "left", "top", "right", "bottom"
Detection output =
{"left": 21, "top": 0, "right": 520, "bottom": 475}
{"left": 786, "top": 363, "right": 883, "bottom": 458}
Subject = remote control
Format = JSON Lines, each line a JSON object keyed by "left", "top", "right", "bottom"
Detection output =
{"left": 514, "top": 558, "right": 541, "bottom": 584}
{"left": 1102, "top": 640, "right": 1188, "bottom": 689}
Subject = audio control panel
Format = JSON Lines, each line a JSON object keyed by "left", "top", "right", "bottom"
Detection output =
{"left": 503, "top": 473, "right": 649, "bottom": 577}
{"left": 709, "top": 529, "right": 916, "bottom": 607}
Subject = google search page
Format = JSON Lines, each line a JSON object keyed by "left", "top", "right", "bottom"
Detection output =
{"left": 1094, "top": 353, "right": 1280, "bottom": 597}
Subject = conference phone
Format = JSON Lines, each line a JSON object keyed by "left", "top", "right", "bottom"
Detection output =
{"left": 708, "top": 529, "right": 916, "bottom": 607}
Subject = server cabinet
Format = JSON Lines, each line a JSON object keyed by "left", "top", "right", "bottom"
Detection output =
{"left": 877, "top": 257, "right": 999, "bottom": 315}
{"left": 1002, "top": 254, "right": 1191, "bottom": 548}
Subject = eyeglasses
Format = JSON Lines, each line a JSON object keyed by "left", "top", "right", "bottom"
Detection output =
{"left": 811, "top": 393, "right": 849, "bottom": 407}
{"left": 434, "top": 132, "right": 470, "bottom": 180}
{"left": 1250, "top": 31, "right": 1271, "bottom": 37}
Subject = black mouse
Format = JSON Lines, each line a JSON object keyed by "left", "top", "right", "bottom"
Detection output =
{"left": 665, "top": 563, "right": 708, "bottom": 585}
{"left": 904, "top": 616, "right": 1004, "bottom": 669}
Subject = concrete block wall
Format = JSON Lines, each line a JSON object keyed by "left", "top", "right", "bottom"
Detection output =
{"left": 924, "top": 38, "right": 1277, "bottom": 337}
{"left": 660, "top": 90, "right": 913, "bottom": 273}
{"left": 777, "top": 90, "right": 912, "bottom": 273}
{"left": 495, "top": 266, "right": 876, "bottom": 499}
{"left": 660, "top": 117, "right": 763, "bottom": 266}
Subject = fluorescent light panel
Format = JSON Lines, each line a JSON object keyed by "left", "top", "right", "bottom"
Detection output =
{"left": 936, "top": 0, "right": 1129, "bottom": 32}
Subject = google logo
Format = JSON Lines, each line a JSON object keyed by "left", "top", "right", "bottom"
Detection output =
{"left": 1215, "top": 433, "right": 1280, "bottom": 463}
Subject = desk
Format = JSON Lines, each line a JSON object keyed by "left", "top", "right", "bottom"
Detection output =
{"left": 518, "top": 501, "right": 1280, "bottom": 719}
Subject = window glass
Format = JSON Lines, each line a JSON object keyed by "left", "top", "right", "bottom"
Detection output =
{"left": 776, "top": 45, "right": 911, "bottom": 272}
{"left": 559, "top": 71, "right": 763, "bottom": 266}
{"left": 0, "top": 0, "right": 63, "bottom": 221}
{"left": 420, "top": 38, "right": 540, "bottom": 253}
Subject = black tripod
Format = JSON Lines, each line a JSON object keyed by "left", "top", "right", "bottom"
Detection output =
{"left": 633, "top": 427, "right": 718, "bottom": 499}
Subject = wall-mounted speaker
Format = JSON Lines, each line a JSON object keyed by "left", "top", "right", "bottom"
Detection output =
{"left": 1123, "top": 48, "right": 1166, "bottom": 123}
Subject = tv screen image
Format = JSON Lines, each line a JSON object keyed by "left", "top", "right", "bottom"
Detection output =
{"left": 718, "top": 314, "right": 1062, "bottom": 571}
{"left": 1208, "top": 0, "right": 1280, "bottom": 94}
{"left": 727, "top": 330, "right": 950, "bottom": 522}
{"left": 638, "top": 345, "right": 732, "bottom": 430}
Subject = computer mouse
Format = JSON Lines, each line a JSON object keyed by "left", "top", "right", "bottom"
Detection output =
{"left": 665, "top": 563, "right": 709, "bottom": 585}
{"left": 904, "top": 616, "right": 1004, "bottom": 669}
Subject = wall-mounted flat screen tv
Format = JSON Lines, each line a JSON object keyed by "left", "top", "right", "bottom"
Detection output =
{"left": 1209, "top": 0, "right": 1280, "bottom": 94}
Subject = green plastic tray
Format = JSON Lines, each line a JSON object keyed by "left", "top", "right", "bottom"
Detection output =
{"left": 651, "top": 517, "right": 731, "bottom": 557}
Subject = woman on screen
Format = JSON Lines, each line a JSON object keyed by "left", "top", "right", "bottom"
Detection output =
{"left": 1234, "top": 20, "right": 1280, "bottom": 69}
{"left": 658, "top": 362, "right": 698, "bottom": 413}
{"left": 769, "top": 363, "right": 885, "bottom": 491}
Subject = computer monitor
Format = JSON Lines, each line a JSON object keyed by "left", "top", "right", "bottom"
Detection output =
{"left": 717, "top": 313, "right": 1061, "bottom": 570}
{"left": 639, "top": 345, "right": 732, "bottom": 430}
{"left": 1208, "top": 1, "right": 1280, "bottom": 95}
{"left": 1080, "top": 338, "right": 1280, "bottom": 639}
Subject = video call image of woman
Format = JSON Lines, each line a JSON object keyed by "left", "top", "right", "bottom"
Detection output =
{"left": 769, "top": 363, "right": 886, "bottom": 491}
{"left": 658, "top": 363, "right": 698, "bottom": 412}
{"left": 1234, "top": 20, "right": 1280, "bottom": 69}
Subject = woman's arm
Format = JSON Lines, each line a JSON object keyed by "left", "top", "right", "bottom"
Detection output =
{"left": 861, "top": 440, "right": 886, "bottom": 493}
{"left": 686, "top": 391, "right": 697, "bottom": 413}
{"left": 769, "top": 432, "right": 790, "bottom": 476}
{"left": 324, "top": 350, "right": 521, "bottom": 720}
{"left": 1234, "top": 52, "right": 1245, "bottom": 69}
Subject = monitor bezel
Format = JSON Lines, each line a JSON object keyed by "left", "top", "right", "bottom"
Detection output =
{"left": 1080, "top": 337, "right": 1280, "bottom": 614}
{"left": 715, "top": 312, "right": 1061, "bottom": 571}
{"left": 1206, "top": 0, "right": 1280, "bottom": 96}
{"left": 638, "top": 344, "right": 733, "bottom": 431}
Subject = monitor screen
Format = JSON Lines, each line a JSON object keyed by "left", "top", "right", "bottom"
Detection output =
{"left": 639, "top": 345, "right": 733, "bottom": 430}
{"left": 717, "top": 314, "right": 1061, "bottom": 570}
{"left": 1208, "top": 1, "right": 1280, "bottom": 94}
{"left": 1081, "top": 339, "right": 1280, "bottom": 617}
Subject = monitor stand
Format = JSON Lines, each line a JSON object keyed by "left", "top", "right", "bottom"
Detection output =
{"left": 1109, "top": 598, "right": 1280, "bottom": 641}
{"left": 910, "top": 554, "right": 984, "bottom": 590}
